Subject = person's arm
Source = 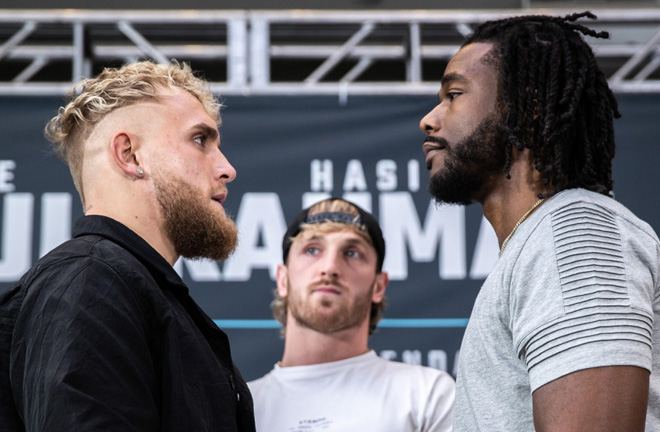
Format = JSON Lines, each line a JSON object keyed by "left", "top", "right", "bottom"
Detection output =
{"left": 510, "top": 201, "right": 657, "bottom": 432}
{"left": 12, "top": 258, "right": 160, "bottom": 431}
{"left": 532, "top": 365, "right": 649, "bottom": 432}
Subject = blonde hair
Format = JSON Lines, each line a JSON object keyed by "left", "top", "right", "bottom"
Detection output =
{"left": 44, "top": 60, "right": 220, "bottom": 206}
{"left": 272, "top": 199, "right": 387, "bottom": 337}
{"left": 297, "top": 199, "right": 372, "bottom": 247}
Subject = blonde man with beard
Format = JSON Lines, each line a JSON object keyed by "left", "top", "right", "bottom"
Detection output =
{"left": 0, "top": 61, "right": 255, "bottom": 431}
{"left": 249, "top": 198, "right": 455, "bottom": 432}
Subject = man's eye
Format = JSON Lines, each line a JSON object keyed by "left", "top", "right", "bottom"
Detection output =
{"left": 305, "top": 247, "right": 319, "bottom": 255}
{"left": 447, "top": 92, "right": 461, "bottom": 101}
{"left": 345, "top": 250, "right": 361, "bottom": 259}
{"left": 193, "top": 135, "right": 206, "bottom": 146}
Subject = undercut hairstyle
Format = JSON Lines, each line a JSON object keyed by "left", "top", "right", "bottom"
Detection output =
{"left": 272, "top": 199, "right": 387, "bottom": 337}
{"left": 44, "top": 60, "right": 220, "bottom": 207}
{"left": 464, "top": 11, "right": 620, "bottom": 196}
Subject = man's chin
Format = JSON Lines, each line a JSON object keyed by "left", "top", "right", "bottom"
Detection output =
{"left": 428, "top": 183, "right": 474, "bottom": 206}
{"left": 177, "top": 220, "right": 238, "bottom": 262}
{"left": 211, "top": 202, "right": 228, "bottom": 216}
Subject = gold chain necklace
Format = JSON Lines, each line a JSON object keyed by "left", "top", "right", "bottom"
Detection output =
{"left": 499, "top": 198, "right": 546, "bottom": 254}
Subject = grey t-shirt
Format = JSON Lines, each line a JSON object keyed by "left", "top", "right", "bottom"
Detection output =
{"left": 453, "top": 188, "right": 660, "bottom": 431}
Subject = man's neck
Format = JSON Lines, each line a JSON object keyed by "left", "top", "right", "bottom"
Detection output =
{"left": 279, "top": 322, "right": 371, "bottom": 367}
{"left": 481, "top": 150, "right": 551, "bottom": 249}
{"left": 483, "top": 189, "right": 546, "bottom": 249}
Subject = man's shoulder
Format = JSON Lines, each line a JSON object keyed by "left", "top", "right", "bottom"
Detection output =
{"left": 335, "top": 353, "right": 456, "bottom": 391}
{"left": 247, "top": 372, "right": 269, "bottom": 387}
{"left": 247, "top": 368, "right": 279, "bottom": 399}
{"left": 27, "top": 234, "right": 143, "bottom": 283}
{"left": 547, "top": 189, "right": 658, "bottom": 241}
{"left": 6, "top": 233, "right": 154, "bottom": 312}
{"left": 509, "top": 188, "right": 660, "bottom": 261}
{"left": 373, "top": 356, "right": 454, "bottom": 383}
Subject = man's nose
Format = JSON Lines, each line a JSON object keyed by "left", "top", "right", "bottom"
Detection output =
{"left": 319, "top": 251, "right": 341, "bottom": 278}
{"left": 214, "top": 150, "right": 237, "bottom": 183}
{"left": 420, "top": 105, "right": 442, "bottom": 135}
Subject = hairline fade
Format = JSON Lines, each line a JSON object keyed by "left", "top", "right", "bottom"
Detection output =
{"left": 44, "top": 60, "right": 220, "bottom": 208}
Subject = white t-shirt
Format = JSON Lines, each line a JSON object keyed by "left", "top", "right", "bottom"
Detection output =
{"left": 453, "top": 188, "right": 660, "bottom": 431}
{"left": 248, "top": 350, "right": 455, "bottom": 432}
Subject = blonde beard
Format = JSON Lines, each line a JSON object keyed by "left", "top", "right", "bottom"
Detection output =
{"left": 154, "top": 173, "right": 238, "bottom": 261}
{"left": 287, "top": 279, "right": 375, "bottom": 335}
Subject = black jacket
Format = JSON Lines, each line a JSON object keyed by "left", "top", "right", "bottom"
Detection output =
{"left": 0, "top": 215, "right": 255, "bottom": 431}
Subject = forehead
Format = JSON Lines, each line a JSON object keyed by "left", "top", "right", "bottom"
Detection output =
{"left": 142, "top": 87, "right": 219, "bottom": 132}
{"left": 443, "top": 42, "right": 498, "bottom": 87}
{"left": 296, "top": 226, "right": 372, "bottom": 247}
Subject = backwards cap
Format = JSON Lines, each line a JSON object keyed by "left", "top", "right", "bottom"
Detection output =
{"left": 282, "top": 198, "right": 386, "bottom": 272}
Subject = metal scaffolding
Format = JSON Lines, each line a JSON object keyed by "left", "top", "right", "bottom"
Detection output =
{"left": 1, "top": 8, "right": 660, "bottom": 95}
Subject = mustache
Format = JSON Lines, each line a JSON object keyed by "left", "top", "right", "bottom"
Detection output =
{"left": 312, "top": 279, "right": 344, "bottom": 290}
{"left": 424, "top": 135, "right": 449, "bottom": 148}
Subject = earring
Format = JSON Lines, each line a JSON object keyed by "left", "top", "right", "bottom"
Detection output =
{"left": 136, "top": 168, "right": 144, "bottom": 175}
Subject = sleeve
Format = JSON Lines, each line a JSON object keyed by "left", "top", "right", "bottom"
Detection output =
{"left": 422, "top": 370, "right": 456, "bottom": 432}
{"left": 510, "top": 203, "right": 657, "bottom": 392}
{"left": 10, "top": 257, "right": 160, "bottom": 431}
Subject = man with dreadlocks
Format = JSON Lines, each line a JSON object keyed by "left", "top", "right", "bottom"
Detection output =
{"left": 420, "top": 12, "right": 659, "bottom": 431}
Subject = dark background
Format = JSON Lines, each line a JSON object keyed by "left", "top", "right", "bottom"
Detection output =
{"left": 1, "top": 93, "right": 658, "bottom": 381}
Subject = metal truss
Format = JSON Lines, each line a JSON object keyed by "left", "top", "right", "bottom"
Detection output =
{"left": 1, "top": 8, "right": 660, "bottom": 95}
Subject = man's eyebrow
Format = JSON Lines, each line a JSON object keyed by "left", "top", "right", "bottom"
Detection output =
{"left": 441, "top": 72, "right": 470, "bottom": 87}
{"left": 343, "top": 236, "right": 372, "bottom": 248}
{"left": 298, "top": 234, "right": 323, "bottom": 244}
{"left": 191, "top": 123, "right": 219, "bottom": 141}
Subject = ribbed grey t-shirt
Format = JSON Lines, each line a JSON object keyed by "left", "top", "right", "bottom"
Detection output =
{"left": 453, "top": 188, "right": 660, "bottom": 431}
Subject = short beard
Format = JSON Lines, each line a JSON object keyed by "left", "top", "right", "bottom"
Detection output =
{"left": 429, "top": 113, "right": 506, "bottom": 205}
{"left": 287, "top": 280, "right": 375, "bottom": 335}
{"left": 154, "top": 174, "right": 238, "bottom": 261}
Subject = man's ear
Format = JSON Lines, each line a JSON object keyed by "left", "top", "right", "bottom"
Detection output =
{"left": 276, "top": 264, "right": 289, "bottom": 298}
{"left": 110, "top": 132, "right": 143, "bottom": 179}
{"left": 372, "top": 271, "right": 389, "bottom": 304}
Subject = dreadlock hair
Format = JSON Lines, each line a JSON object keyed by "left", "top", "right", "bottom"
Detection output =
{"left": 463, "top": 11, "right": 620, "bottom": 197}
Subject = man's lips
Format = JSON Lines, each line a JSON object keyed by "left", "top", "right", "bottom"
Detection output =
{"left": 422, "top": 136, "right": 447, "bottom": 154}
{"left": 423, "top": 137, "right": 448, "bottom": 169}
{"left": 312, "top": 284, "right": 341, "bottom": 296}
{"left": 211, "top": 193, "right": 227, "bottom": 209}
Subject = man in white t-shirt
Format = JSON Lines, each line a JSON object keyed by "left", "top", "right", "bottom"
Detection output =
{"left": 420, "top": 12, "right": 660, "bottom": 432}
{"left": 248, "top": 197, "right": 455, "bottom": 432}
